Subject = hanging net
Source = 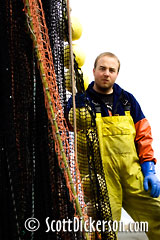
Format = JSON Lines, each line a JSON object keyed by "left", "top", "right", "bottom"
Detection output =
{"left": 0, "top": 0, "right": 117, "bottom": 239}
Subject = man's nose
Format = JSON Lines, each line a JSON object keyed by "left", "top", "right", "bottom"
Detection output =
{"left": 104, "top": 69, "right": 110, "bottom": 76}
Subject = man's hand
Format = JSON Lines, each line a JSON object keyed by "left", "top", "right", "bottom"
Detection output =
{"left": 141, "top": 161, "right": 160, "bottom": 198}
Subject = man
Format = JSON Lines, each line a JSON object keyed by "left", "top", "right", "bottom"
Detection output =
{"left": 67, "top": 52, "right": 160, "bottom": 239}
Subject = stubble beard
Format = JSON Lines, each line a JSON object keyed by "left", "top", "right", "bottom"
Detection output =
{"left": 94, "top": 81, "right": 113, "bottom": 94}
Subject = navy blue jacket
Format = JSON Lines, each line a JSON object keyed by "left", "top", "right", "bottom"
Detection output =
{"left": 67, "top": 81, "right": 145, "bottom": 124}
{"left": 66, "top": 81, "right": 156, "bottom": 164}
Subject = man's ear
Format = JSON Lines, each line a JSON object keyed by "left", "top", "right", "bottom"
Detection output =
{"left": 93, "top": 68, "right": 95, "bottom": 75}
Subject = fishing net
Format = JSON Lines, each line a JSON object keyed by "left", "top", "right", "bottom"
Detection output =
{"left": 0, "top": 0, "right": 116, "bottom": 239}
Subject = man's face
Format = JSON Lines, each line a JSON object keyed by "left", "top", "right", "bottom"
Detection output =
{"left": 93, "top": 56, "right": 119, "bottom": 94}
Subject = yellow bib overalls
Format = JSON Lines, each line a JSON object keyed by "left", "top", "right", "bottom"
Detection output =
{"left": 96, "top": 111, "right": 160, "bottom": 240}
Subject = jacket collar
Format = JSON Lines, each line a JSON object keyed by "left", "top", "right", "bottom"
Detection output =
{"left": 87, "top": 81, "right": 122, "bottom": 96}
{"left": 86, "top": 81, "right": 124, "bottom": 116}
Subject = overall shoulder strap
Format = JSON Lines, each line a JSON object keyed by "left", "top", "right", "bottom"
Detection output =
{"left": 113, "top": 90, "right": 131, "bottom": 115}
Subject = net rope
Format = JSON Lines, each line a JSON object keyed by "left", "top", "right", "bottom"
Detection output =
{"left": 23, "top": 0, "right": 89, "bottom": 239}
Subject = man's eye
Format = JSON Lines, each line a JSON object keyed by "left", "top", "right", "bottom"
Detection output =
{"left": 109, "top": 68, "right": 116, "bottom": 73}
{"left": 100, "top": 67, "right": 106, "bottom": 71}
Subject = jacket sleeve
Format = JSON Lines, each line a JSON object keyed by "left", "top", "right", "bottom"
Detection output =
{"left": 135, "top": 118, "right": 157, "bottom": 164}
{"left": 127, "top": 92, "right": 157, "bottom": 164}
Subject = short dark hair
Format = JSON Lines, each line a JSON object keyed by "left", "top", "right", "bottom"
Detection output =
{"left": 94, "top": 52, "right": 120, "bottom": 73}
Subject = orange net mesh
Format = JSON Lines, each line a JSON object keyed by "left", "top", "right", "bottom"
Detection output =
{"left": 23, "top": 0, "right": 88, "bottom": 232}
